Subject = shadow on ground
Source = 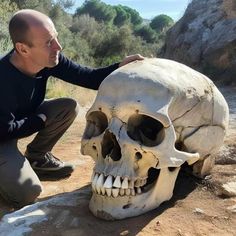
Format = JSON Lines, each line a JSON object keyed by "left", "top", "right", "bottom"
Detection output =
{"left": 0, "top": 168, "right": 199, "bottom": 236}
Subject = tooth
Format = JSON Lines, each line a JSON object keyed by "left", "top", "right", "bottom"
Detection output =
{"left": 131, "top": 189, "right": 135, "bottom": 196}
{"left": 112, "top": 189, "right": 119, "bottom": 198}
{"left": 134, "top": 178, "right": 141, "bottom": 187}
{"left": 105, "top": 155, "right": 109, "bottom": 163}
{"left": 128, "top": 179, "right": 134, "bottom": 188}
{"left": 119, "top": 188, "right": 125, "bottom": 196}
{"left": 125, "top": 189, "right": 131, "bottom": 195}
{"left": 143, "top": 178, "right": 147, "bottom": 186}
{"left": 106, "top": 188, "right": 112, "bottom": 197}
{"left": 139, "top": 179, "right": 144, "bottom": 187}
{"left": 137, "top": 187, "right": 142, "bottom": 194}
{"left": 106, "top": 155, "right": 112, "bottom": 163}
{"left": 96, "top": 173, "right": 104, "bottom": 185}
{"left": 101, "top": 187, "right": 106, "bottom": 195}
{"left": 103, "top": 175, "right": 113, "bottom": 188}
{"left": 113, "top": 176, "right": 121, "bottom": 188}
{"left": 96, "top": 173, "right": 104, "bottom": 194}
{"left": 121, "top": 177, "right": 129, "bottom": 189}
{"left": 143, "top": 178, "right": 147, "bottom": 185}
{"left": 92, "top": 173, "right": 99, "bottom": 191}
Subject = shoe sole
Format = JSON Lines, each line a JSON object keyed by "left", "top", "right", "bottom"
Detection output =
{"left": 33, "top": 166, "right": 74, "bottom": 180}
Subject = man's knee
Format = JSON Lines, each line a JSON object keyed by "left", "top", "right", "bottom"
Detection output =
{"left": 64, "top": 98, "right": 79, "bottom": 118}
{"left": 43, "top": 98, "right": 79, "bottom": 122}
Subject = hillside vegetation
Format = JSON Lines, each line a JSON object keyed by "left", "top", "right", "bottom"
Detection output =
{"left": 0, "top": 0, "right": 174, "bottom": 65}
{"left": 0, "top": 0, "right": 174, "bottom": 100}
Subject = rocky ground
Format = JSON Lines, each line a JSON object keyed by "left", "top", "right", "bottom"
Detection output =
{"left": 0, "top": 86, "right": 235, "bottom": 236}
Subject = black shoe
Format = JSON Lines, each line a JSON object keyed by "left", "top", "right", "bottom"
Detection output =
{"left": 28, "top": 152, "right": 75, "bottom": 180}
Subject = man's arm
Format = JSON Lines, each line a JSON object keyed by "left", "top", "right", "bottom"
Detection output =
{"left": 49, "top": 53, "right": 144, "bottom": 90}
{"left": 0, "top": 109, "right": 46, "bottom": 142}
{"left": 49, "top": 54, "right": 119, "bottom": 90}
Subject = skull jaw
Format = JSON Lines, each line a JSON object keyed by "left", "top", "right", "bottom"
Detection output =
{"left": 89, "top": 167, "right": 180, "bottom": 220}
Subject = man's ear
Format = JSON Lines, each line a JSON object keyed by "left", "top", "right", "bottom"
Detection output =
{"left": 15, "top": 42, "right": 29, "bottom": 56}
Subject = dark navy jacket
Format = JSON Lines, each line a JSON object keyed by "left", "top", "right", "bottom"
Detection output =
{"left": 0, "top": 50, "right": 119, "bottom": 141}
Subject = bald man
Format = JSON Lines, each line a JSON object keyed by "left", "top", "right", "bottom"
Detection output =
{"left": 0, "top": 9, "right": 143, "bottom": 208}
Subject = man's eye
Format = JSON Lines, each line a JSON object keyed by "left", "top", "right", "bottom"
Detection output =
{"left": 47, "top": 41, "right": 52, "bottom": 47}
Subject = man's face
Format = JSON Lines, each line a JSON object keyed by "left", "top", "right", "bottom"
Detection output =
{"left": 27, "top": 19, "right": 62, "bottom": 69}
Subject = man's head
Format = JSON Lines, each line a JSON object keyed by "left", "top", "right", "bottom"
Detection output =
{"left": 9, "top": 9, "right": 62, "bottom": 69}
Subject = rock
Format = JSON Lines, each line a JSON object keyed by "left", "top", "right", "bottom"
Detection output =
{"left": 160, "top": 0, "right": 236, "bottom": 85}
{"left": 193, "top": 208, "right": 204, "bottom": 214}
{"left": 222, "top": 181, "right": 236, "bottom": 197}
{"left": 216, "top": 144, "right": 236, "bottom": 165}
{"left": 226, "top": 204, "right": 236, "bottom": 213}
{"left": 0, "top": 189, "right": 90, "bottom": 236}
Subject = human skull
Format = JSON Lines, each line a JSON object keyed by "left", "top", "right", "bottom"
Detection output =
{"left": 81, "top": 58, "right": 229, "bottom": 220}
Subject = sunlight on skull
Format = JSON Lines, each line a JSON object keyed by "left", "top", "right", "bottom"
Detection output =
{"left": 81, "top": 58, "right": 229, "bottom": 220}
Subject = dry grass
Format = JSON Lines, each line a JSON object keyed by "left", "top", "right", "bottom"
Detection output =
{"left": 46, "top": 78, "right": 97, "bottom": 106}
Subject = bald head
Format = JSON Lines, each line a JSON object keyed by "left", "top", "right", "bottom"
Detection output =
{"left": 9, "top": 9, "right": 54, "bottom": 48}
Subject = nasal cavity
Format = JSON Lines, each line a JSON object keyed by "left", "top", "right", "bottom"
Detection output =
{"left": 101, "top": 130, "right": 121, "bottom": 161}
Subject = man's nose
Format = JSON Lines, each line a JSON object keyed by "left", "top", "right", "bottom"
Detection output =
{"left": 53, "top": 39, "right": 62, "bottom": 51}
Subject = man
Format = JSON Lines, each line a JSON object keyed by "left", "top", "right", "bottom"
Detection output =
{"left": 0, "top": 9, "right": 143, "bottom": 208}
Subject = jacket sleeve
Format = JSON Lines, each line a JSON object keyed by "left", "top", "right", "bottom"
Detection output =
{"left": 49, "top": 53, "right": 120, "bottom": 90}
{"left": 0, "top": 108, "right": 45, "bottom": 141}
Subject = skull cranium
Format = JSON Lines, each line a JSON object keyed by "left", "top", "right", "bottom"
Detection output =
{"left": 81, "top": 58, "right": 229, "bottom": 220}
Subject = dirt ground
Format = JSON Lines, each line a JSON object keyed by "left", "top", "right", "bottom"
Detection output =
{"left": 0, "top": 86, "right": 235, "bottom": 236}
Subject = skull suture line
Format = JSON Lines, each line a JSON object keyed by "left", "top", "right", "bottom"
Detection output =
{"left": 81, "top": 58, "right": 229, "bottom": 220}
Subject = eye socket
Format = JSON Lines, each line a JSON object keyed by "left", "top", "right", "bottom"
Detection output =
{"left": 127, "top": 114, "right": 165, "bottom": 147}
{"left": 83, "top": 111, "right": 108, "bottom": 139}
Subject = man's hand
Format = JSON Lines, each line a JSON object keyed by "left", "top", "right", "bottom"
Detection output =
{"left": 119, "top": 54, "right": 144, "bottom": 67}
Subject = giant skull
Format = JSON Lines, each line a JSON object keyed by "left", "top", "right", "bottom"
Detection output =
{"left": 81, "top": 58, "right": 229, "bottom": 220}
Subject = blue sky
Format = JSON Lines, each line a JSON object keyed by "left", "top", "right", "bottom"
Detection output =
{"left": 70, "top": 0, "right": 191, "bottom": 21}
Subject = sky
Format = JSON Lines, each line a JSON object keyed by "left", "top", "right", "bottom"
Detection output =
{"left": 70, "top": 0, "right": 191, "bottom": 21}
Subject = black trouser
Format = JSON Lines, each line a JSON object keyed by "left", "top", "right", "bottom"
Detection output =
{"left": 0, "top": 98, "right": 79, "bottom": 208}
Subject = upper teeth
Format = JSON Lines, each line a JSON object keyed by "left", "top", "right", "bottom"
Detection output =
{"left": 91, "top": 172, "right": 147, "bottom": 197}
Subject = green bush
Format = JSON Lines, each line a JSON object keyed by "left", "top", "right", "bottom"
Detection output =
{"left": 1, "top": 0, "right": 169, "bottom": 68}
{"left": 150, "top": 14, "right": 174, "bottom": 33}
{"left": 134, "top": 25, "right": 158, "bottom": 43}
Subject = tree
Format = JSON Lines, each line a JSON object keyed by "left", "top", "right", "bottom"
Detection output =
{"left": 150, "top": 14, "right": 174, "bottom": 33}
{"left": 76, "top": 0, "right": 116, "bottom": 24}
{"left": 0, "top": 0, "right": 18, "bottom": 53}
{"left": 71, "top": 14, "right": 98, "bottom": 34}
{"left": 113, "top": 5, "right": 130, "bottom": 27}
{"left": 134, "top": 25, "right": 157, "bottom": 43}
{"left": 122, "top": 6, "right": 142, "bottom": 26}
{"left": 49, "top": 2, "right": 72, "bottom": 26}
{"left": 70, "top": 14, "right": 102, "bottom": 48}
{"left": 57, "top": 0, "right": 75, "bottom": 10}
{"left": 94, "top": 25, "right": 135, "bottom": 65}
{"left": 1, "top": 0, "right": 165, "bottom": 66}
{"left": 12, "top": 0, "right": 52, "bottom": 14}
